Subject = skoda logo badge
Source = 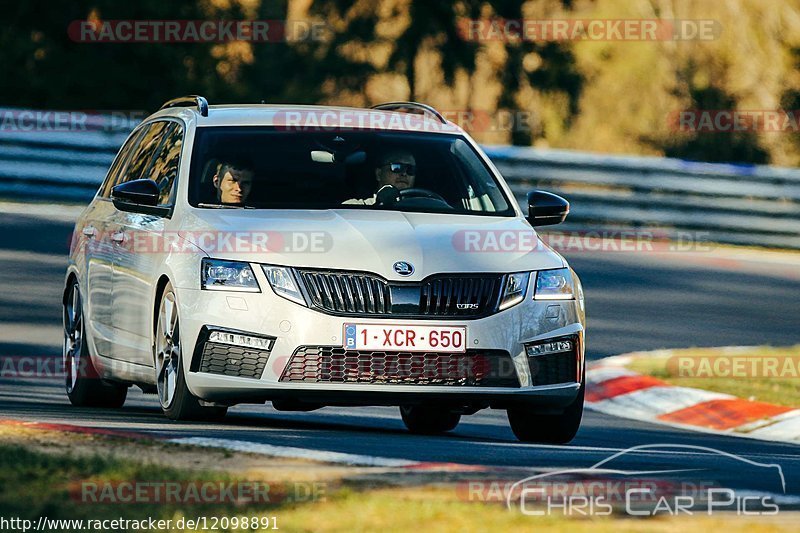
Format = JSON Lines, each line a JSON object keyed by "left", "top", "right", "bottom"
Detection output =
{"left": 393, "top": 261, "right": 414, "bottom": 276}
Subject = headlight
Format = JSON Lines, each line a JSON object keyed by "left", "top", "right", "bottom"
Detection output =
{"left": 262, "top": 265, "right": 307, "bottom": 306}
{"left": 499, "top": 272, "right": 530, "bottom": 310}
{"left": 201, "top": 258, "right": 260, "bottom": 292}
{"left": 534, "top": 267, "right": 575, "bottom": 300}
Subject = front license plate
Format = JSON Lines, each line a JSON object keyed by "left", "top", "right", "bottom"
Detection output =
{"left": 343, "top": 324, "right": 467, "bottom": 352}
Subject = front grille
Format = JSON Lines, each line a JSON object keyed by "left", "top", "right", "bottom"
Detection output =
{"left": 528, "top": 352, "right": 578, "bottom": 385}
{"left": 281, "top": 346, "right": 520, "bottom": 387}
{"left": 300, "top": 270, "right": 391, "bottom": 314}
{"left": 297, "top": 269, "right": 503, "bottom": 318}
{"left": 420, "top": 276, "right": 501, "bottom": 316}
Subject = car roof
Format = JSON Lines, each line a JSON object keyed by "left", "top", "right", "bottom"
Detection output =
{"left": 148, "top": 104, "right": 465, "bottom": 135}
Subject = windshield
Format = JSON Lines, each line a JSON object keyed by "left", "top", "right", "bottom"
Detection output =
{"left": 188, "top": 127, "right": 515, "bottom": 216}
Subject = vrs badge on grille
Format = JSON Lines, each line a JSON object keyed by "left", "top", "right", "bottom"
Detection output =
{"left": 457, "top": 303, "right": 479, "bottom": 310}
{"left": 393, "top": 261, "right": 414, "bottom": 276}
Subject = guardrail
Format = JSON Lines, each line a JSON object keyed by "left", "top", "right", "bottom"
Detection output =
{"left": 485, "top": 146, "right": 800, "bottom": 249}
{"left": 0, "top": 109, "right": 131, "bottom": 201}
{"left": 1, "top": 110, "right": 799, "bottom": 249}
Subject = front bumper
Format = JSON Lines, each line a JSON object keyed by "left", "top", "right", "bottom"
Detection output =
{"left": 177, "top": 273, "right": 585, "bottom": 408}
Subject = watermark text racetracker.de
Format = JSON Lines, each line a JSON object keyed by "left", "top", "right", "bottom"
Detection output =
{"left": 73, "top": 230, "right": 333, "bottom": 255}
{"left": 70, "top": 228, "right": 716, "bottom": 256}
{"left": 73, "top": 480, "right": 326, "bottom": 505}
{"left": 69, "top": 19, "right": 329, "bottom": 43}
{"left": 458, "top": 18, "right": 721, "bottom": 42}
{"left": 0, "top": 356, "right": 65, "bottom": 380}
{"left": 451, "top": 229, "right": 715, "bottom": 254}
{"left": 0, "top": 109, "right": 145, "bottom": 133}
{"left": 271, "top": 109, "right": 533, "bottom": 134}
{"left": 669, "top": 109, "right": 800, "bottom": 133}
{"left": 667, "top": 353, "right": 800, "bottom": 379}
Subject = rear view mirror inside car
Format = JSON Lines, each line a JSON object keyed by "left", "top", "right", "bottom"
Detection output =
{"left": 311, "top": 150, "right": 335, "bottom": 163}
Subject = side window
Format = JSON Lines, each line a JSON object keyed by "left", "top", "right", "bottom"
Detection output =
{"left": 145, "top": 122, "right": 184, "bottom": 206}
{"left": 118, "top": 121, "right": 170, "bottom": 186}
{"left": 99, "top": 128, "right": 144, "bottom": 198}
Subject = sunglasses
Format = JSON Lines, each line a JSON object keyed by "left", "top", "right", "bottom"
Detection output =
{"left": 382, "top": 162, "right": 416, "bottom": 176}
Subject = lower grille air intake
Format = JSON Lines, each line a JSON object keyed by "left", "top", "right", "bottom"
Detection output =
{"left": 280, "top": 346, "right": 520, "bottom": 387}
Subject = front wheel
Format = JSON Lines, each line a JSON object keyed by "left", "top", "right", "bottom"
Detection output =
{"left": 63, "top": 279, "right": 127, "bottom": 408}
{"left": 400, "top": 405, "right": 461, "bottom": 435}
{"left": 506, "top": 385, "right": 584, "bottom": 444}
{"left": 155, "top": 283, "right": 227, "bottom": 421}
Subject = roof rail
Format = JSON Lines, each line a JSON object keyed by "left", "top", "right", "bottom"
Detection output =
{"left": 370, "top": 101, "right": 447, "bottom": 124}
{"left": 160, "top": 95, "right": 209, "bottom": 117}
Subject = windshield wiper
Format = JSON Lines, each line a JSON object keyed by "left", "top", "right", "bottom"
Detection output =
{"left": 197, "top": 203, "right": 253, "bottom": 209}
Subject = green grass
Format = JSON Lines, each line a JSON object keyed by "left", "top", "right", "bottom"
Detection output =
{"left": 0, "top": 443, "right": 796, "bottom": 532}
{"left": 0, "top": 444, "right": 285, "bottom": 531}
{"left": 273, "top": 486, "right": 797, "bottom": 532}
{"left": 625, "top": 346, "right": 800, "bottom": 407}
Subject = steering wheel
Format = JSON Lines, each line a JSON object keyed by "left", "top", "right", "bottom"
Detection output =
{"left": 398, "top": 188, "right": 448, "bottom": 203}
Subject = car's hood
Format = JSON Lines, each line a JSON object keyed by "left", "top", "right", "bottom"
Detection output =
{"left": 178, "top": 208, "right": 565, "bottom": 280}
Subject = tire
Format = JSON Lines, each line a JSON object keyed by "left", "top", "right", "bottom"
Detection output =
{"left": 154, "top": 282, "right": 227, "bottom": 421}
{"left": 400, "top": 405, "right": 461, "bottom": 435}
{"left": 63, "top": 279, "right": 128, "bottom": 408}
{"left": 507, "top": 384, "right": 584, "bottom": 444}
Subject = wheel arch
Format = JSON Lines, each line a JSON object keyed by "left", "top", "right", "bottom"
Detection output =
{"left": 62, "top": 267, "right": 104, "bottom": 376}
{"left": 63, "top": 271, "right": 78, "bottom": 304}
{"left": 152, "top": 274, "right": 172, "bottom": 340}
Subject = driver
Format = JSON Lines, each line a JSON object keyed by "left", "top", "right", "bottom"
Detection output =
{"left": 376, "top": 148, "right": 416, "bottom": 191}
{"left": 343, "top": 148, "right": 416, "bottom": 205}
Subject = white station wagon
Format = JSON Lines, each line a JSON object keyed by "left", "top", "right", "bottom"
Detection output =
{"left": 64, "top": 96, "right": 586, "bottom": 443}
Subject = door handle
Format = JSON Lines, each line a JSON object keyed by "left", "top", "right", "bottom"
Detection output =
{"left": 82, "top": 226, "right": 96, "bottom": 238}
{"left": 111, "top": 231, "right": 125, "bottom": 244}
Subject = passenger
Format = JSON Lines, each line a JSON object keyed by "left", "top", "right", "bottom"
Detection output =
{"left": 213, "top": 158, "right": 255, "bottom": 205}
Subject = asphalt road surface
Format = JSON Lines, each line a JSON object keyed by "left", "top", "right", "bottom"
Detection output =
{"left": 2, "top": 203, "right": 800, "bottom": 505}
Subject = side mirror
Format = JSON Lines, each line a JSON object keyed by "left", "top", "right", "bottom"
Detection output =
{"left": 527, "top": 190, "right": 569, "bottom": 227}
{"left": 111, "top": 179, "right": 169, "bottom": 216}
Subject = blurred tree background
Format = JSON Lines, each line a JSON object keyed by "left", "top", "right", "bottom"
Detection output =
{"left": 1, "top": 0, "right": 799, "bottom": 165}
